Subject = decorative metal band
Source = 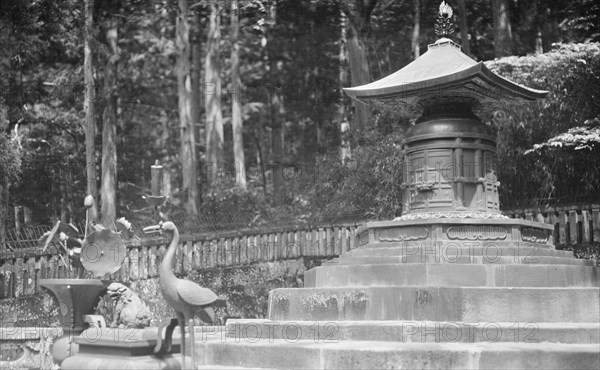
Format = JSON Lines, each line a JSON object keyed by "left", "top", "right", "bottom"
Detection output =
{"left": 395, "top": 212, "right": 509, "bottom": 221}
{"left": 521, "top": 227, "right": 548, "bottom": 243}
{"left": 447, "top": 226, "right": 507, "bottom": 240}
{"left": 358, "top": 232, "right": 369, "bottom": 246}
{"left": 378, "top": 227, "right": 429, "bottom": 242}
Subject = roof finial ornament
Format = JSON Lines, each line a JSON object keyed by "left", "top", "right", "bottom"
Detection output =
{"left": 435, "top": 1, "right": 454, "bottom": 38}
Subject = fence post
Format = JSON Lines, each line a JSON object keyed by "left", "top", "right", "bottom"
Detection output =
{"left": 192, "top": 242, "right": 200, "bottom": 269}
{"left": 253, "top": 234, "right": 260, "bottom": 262}
{"left": 235, "top": 236, "right": 241, "bottom": 265}
{"left": 299, "top": 230, "right": 306, "bottom": 257}
{"left": 224, "top": 238, "right": 232, "bottom": 266}
{"left": 2, "top": 260, "right": 11, "bottom": 298}
{"left": 344, "top": 227, "right": 351, "bottom": 254}
{"left": 310, "top": 228, "right": 315, "bottom": 256}
{"left": 14, "top": 257, "right": 23, "bottom": 297}
{"left": 325, "top": 228, "right": 332, "bottom": 257}
{"left": 199, "top": 240, "right": 206, "bottom": 269}
{"left": 289, "top": 231, "right": 297, "bottom": 258}
{"left": 0, "top": 265, "right": 5, "bottom": 299}
{"left": 336, "top": 227, "right": 344, "bottom": 255}
{"left": 275, "top": 232, "right": 280, "bottom": 261}
{"left": 269, "top": 233, "right": 275, "bottom": 262}
{"left": 129, "top": 248, "right": 139, "bottom": 281}
{"left": 26, "top": 257, "right": 36, "bottom": 295}
{"left": 558, "top": 211, "right": 568, "bottom": 245}
{"left": 349, "top": 226, "right": 356, "bottom": 251}
{"left": 592, "top": 208, "right": 600, "bottom": 243}
{"left": 280, "top": 232, "right": 287, "bottom": 259}
{"left": 149, "top": 245, "right": 158, "bottom": 277}
{"left": 183, "top": 241, "right": 192, "bottom": 273}
{"left": 568, "top": 210, "right": 578, "bottom": 245}
{"left": 139, "top": 246, "right": 149, "bottom": 280}
{"left": 581, "top": 210, "right": 590, "bottom": 244}
{"left": 37, "top": 256, "right": 46, "bottom": 292}
{"left": 238, "top": 236, "right": 246, "bottom": 264}
{"left": 255, "top": 235, "right": 262, "bottom": 263}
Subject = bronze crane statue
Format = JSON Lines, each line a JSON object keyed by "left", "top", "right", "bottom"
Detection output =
{"left": 144, "top": 221, "right": 218, "bottom": 369}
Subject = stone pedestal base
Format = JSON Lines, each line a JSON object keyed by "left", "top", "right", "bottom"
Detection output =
{"left": 61, "top": 328, "right": 188, "bottom": 370}
{"left": 192, "top": 218, "right": 600, "bottom": 369}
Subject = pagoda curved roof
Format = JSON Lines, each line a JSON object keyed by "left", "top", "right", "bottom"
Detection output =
{"left": 344, "top": 38, "right": 548, "bottom": 104}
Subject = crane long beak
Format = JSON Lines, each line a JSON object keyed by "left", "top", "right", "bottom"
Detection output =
{"left": 143, "top": 224, "right": 161, "bottom": 234}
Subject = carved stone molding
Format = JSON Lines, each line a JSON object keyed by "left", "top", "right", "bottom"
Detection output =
{"left": 447, "top": 225, "right": 507, "bottom": 240}
{"left": 378, "top": 227, "right": 429, "bottom": 242}
{"left": 395, "top": 211, "right": 509, "bottom": 221}
{"left": 521, "top": 227, "right": 548, "bottom": 243}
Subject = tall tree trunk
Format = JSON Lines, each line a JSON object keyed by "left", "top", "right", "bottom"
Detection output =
{"left": 231, "top": 0, "right": 246, "bottom": 189}
{"left": 101, "top": 2, "right": 119, "bottom": 227}
{"left": 492, "top": 0, "right": 513, "bottom": 57}
{"left": 60, "top": 167, "right": 68, "bottom": 223}
{"left": 251, "top": 132, "right": 267, "bottom": 196}
{"left": 205, "top": 1, "right": 224, "bottom": 184}
{"left": 0, "top": 181, "right": 6, "bottom": 250}
{"left": 457, "top": 0, "right": 470, "bottom": 55}
{"left": 0, "top": 93, "right": 6, "bottom": 250}
{"left": 340, "top": 0, "right": 376, "bottom": 131}
{"left": 190, "top": 12, "right": 203, "bottom": 198}
{"left": 412, "top": 0, "right": 420, "bottom": 59}
{"left": 177, "top": 0, "right": 198, "bottom": 215}
{"left": 265, "top": 2, "right": 284, "bottom": 204}
{"left": 339, "top": 12, "right": 351, "bottom": 163}
{"left": 84, "top": 0, "right": 98, "bottom": 222}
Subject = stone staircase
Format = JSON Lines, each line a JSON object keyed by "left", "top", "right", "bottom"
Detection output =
{"left": 194, "top": 220, "right": 600, "bottom": 369}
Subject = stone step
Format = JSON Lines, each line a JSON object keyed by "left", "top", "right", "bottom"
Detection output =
{"left": 328, "top": 254, "right": 594, "bottom": 266}
{"left": 196, "top": 339, "right": 600, "bottom": 369}
{"left": 304, "top": 263, "right": 600, "bottom": 288}
{"left": 221, "top": 319, "right": 600, "bottom": 344}
{"left": 196, "top": 366, "right": 269, "bottom": 370}
{"left": 348, "top": 243, "right": 574, "bottom": 258}
{"left": 268, "top": 287, "right": 600, "bottom": 323}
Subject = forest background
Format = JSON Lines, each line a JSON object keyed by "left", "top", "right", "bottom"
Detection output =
{"left": 0, "top": 0, "right": 599, "bottom": 243}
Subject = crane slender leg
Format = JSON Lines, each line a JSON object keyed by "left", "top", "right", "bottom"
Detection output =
{"left": 176, "top": 312, "right": 186, "bottom": 369}
{"left": 154, "top": 319, "right": 165, "bottom": 353}
{"left": 188, "top": 318, "right": 196, "bottom": 368}
{"left": 164, "top": 317, "right": 179, "bottom": 353}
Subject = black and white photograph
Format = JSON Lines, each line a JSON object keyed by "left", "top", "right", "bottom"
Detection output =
{"left": 0, "top": 0, "right": 599, "bottom": 369}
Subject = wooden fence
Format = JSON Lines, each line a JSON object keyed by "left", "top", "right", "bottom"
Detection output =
{"left": 2, "top": 202, "right": 600, "bottom": 300}
{"left": 0, "top": 223, "right": 360, "bottom": 300}
{"left": 504, "top": 204, "right": 600, "bottom": 245}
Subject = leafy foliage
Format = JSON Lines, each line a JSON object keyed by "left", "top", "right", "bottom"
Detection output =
{"left": 525, "top": 118, "right": 600, "bottom": 152}
{"left": 305, "top": 129, "right": 405, "bottom": 220}
{"left": 486, "top": 43, "right": 600, "bottom": 207}
{"left": 1, "top": 0, "right": 600, "bottom": 232}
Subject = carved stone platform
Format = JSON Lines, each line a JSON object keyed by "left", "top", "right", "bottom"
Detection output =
{"left": 354, "top": 218, "right": 554, "bottom": 246}
{"left": 61, "top": 328, "right": 188, "bottom": 370}
{"left": 193, "top": 218, "right": 600, "bottom": 369}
